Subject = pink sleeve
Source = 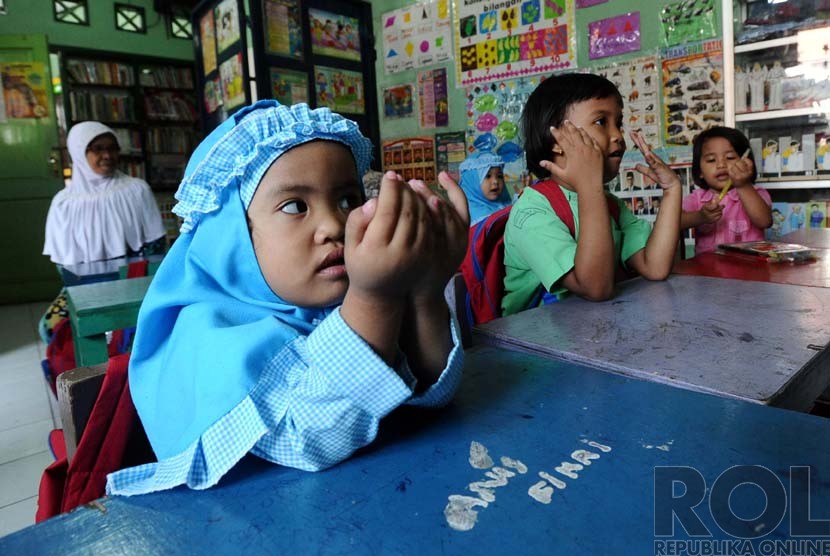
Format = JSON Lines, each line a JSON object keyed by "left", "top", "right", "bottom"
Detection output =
{"left": 682, "top": 189, "right": 702, "bottom": 212}
{"left": 755, "top": 187, "right": 772, "bottom": 206}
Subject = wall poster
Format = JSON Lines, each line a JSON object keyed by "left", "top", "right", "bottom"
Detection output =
{"left": 270, "top": 68, "right": 308, "bottom": 106}
{"left": 466, "top": 75, "right": 540, "bottom": 185}
{"left": 383, "top": 84, "right": 415, "bottom": 119}
{"left": 418, "top": 67, "right": 449, "bottom": 128}
{"left": 219, "top": 53, "right": 245, "bottom": 109}
{"left": 588, "top": 12, "right": 640, "bottom": 60}
{"left": 435, "top": 130, "right": 467, "bottom": 182}
{"left": 595, "top": 56, "right": 660, "bottom": 154}
{"left": 314, "top": 66, "right": 365, "bottom": 114}
{"left": 382, "top": 137, "right": 436, "bottom": 182}
{"left": 309, "top": 8, "right": 361, "bottom": 62}
{"left": 453, "top": 0, "right": 575, "bottom": 87}
{"left": 382, "top": 0, "right": 453, "bottom": 75}
{"left": 200, "top": 12, "right": 217, "bottom": 74}
{"left": 0, "top": 62, "right": 49, "bottom": 119}
{"left": 215, "top": 0, "right": 241, "bottom": 55}
{"left": 264, "top": 0, "right": 303, "bottom": 59}
{"left": 661, "top": 40, "right": 723, "bottom": 147}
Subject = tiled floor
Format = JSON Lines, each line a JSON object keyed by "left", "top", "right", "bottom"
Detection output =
{"left": 0, "top": 302, "right": 60, "bottom": 538}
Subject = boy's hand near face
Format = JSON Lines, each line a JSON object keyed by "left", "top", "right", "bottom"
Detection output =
{"left": 540, "top": 122, "right": 605, "bottom": 193}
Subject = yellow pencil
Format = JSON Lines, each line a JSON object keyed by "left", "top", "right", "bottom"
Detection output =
{"left": 717, "top": 148, "right": 751, "bottom": 201}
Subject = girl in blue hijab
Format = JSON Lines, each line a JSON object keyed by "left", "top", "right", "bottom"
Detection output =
{"left": 106, "top": 101, "right": 469, "bottom": 495}
{"left": 459, "top": 151, "right": 510, "bottom": 225}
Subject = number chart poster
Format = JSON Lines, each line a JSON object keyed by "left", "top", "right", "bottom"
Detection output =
{"left": 466, "top": 75, "right": 540, "bottom": 184}
{"left": 382, "top": 137, "right": 437, "bottom": 183}
{"left": 382, "top": 0, "right": 453, "bottom": 75}
{"left": 661, "top": 40, "right": 723, "bottom": 147}
{"left": 453, "top": 0, "right": 575, "bottom": 87}
{"left": 594, "top": 56, "right": 660, "bottom": 154}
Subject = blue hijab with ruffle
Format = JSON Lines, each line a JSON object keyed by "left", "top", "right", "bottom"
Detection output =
{"left": 128, "top": 101, "right": 373, "bottom": 460}
{"left": 459, "top": 151, "right": 509, "bottom": 225}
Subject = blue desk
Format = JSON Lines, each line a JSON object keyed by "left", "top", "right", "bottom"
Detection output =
{"left": 475, "top": 275, "right": 830, "bottom": 411}
{"left": 3, "top": 346, "right": 830, "bottom": 554}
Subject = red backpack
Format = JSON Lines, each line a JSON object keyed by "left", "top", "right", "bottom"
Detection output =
{"left": 459, "top": 179, "right": 622, "bottom": 326}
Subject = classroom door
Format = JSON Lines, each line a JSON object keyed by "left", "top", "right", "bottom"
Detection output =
{"left": 0, "top": 34, "right": 63, "bottom": 304}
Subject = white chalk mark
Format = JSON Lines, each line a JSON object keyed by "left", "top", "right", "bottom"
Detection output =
{"left": 469, "top": 441, "right": 494, "bottom": 469}
{"left": 500, "top": 456, "right": 528, "bottom": 474}
{"left": 581, "top": 439, "right": 612, "bottom": 453}
{"left": 571, "top": 449, "right": 600, "bottom": 466}
{"left": 528, "top": 480, "right": 553, "bottom": 504}
{"left": 445, "top": 495, "right": 489, "bottom": 531}
{"left": 555, "top": 461, "right": 583, "bottom": 479}
{"left": 538, "top": 471, "right": 566, "bottom": 489}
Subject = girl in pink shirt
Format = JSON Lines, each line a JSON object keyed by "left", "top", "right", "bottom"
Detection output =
{"left": 681, "top": 127, "right": 772, "bottom": 255}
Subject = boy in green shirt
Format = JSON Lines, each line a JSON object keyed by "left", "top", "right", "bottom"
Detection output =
{"left": 502, "top": 73, "right": 682, "bottom": 315}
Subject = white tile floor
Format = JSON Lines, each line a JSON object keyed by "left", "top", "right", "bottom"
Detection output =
{"left": 0, "top": 302, "right": 60, "bottom": 538}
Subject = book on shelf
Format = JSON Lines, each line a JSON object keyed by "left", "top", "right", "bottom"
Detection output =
{"left": 139, "top": 66, "right": 195, "bottom": 89}
{"left": 66, "top": 59, "right": 134, "bottom": 86}
{"left": 143, "top": 92, "right": 197, "bottom": 122}
{"left": 716, "top": 241, "right": 818, "bottom": 263}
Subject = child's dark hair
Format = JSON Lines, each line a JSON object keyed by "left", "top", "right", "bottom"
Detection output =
{"left": 691, "top": 126, "right": 757, "bottom": 188}
{"left": 521, "top": 73, "right": 623, "bottom": 179}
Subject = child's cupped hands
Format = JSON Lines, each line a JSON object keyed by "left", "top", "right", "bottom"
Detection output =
{"left": 344, "top": 171, "right": 468, "bottom": 302}
{"left": 405, "top": 171, "right": 470, "bottom": 303}
{"left": 539, "top": 121, "right": 604, "bottom": 192}
{"left": 630, "top": 131, "right": 681, "bottom": 191}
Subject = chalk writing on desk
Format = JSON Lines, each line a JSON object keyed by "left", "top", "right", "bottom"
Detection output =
{"left": 444, "top": 441, "right": 529, "bottom": 532}
{"left": 527, "top": 439, "right": 612, "bottom": 505}
{"left": 443, "top": 439, "right": 612, "bottom": 531}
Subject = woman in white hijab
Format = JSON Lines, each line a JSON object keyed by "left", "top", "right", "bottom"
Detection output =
{"left": 39, "top": 122, "right": 166, "bottom": 346}
{"left": 43, "top": 121, "right": 166, "bottom": 266}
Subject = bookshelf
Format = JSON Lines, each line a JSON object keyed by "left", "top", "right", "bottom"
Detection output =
{"left": 56, "top": 48, "right": 200, "bottom": 193}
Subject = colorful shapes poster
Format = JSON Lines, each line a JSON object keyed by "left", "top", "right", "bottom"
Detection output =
{"left": 661, "top": 40, "right": 723, "bottom": 147}
{"left": 466, "top": 75, "right": 540, "bottom": 185}
{"left": 382, "top": 137, "right": 436, "bottom": 182}
{"left": 219, "top": 53, "right": 245, "bottom": 110}
{"left": 595, "top": 56, "right": 660, "bottom": 154}
{"left": 200, "top": 12, "right": 217, "bottom": 74}
{"left": 382, "top": 0, "right": 453, "bottom": 75}
{"left": 215, "top": 0, "right": 241, "bottom": 55}
{"left": 314, "top": 66, "right": 364, "bottom": 115}
{"left": 270, "top": 68, "right": 308, "bottom": 106}
{"left": 588, "top": 12, "right": 640, "bottom": 60}
{"left": 0, "top": 62, "right": 49, "bottom": 119}
{"left": 418, "top": 68, "right": 449, "bottom": 128}
{"left": 435, "top": 131, "right": 467, "bottom": 182}
{"left": 453, "top": 0, "right": 575, "bottom": 87}
{"left": 309, "top": 9, "right": 361, "bottom": 62}
{"left": 383, "top": 84, "right": 415, "bottom": 119}
{"left": 264, "top": 0, "right": 303, "bottom": 59}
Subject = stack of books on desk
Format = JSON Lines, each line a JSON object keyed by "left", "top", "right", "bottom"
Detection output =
{"left": 716, "top": 241, "right": 818, "bottom": 263}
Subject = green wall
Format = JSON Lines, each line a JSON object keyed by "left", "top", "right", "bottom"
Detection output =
{"left": 0, "top": 0, "right": 194, "bottom": 60}
{"left": 368, "top": 0, "right": 722, "bottom": 144}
